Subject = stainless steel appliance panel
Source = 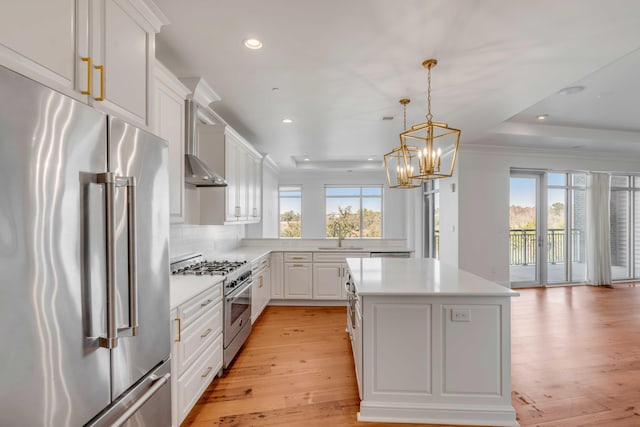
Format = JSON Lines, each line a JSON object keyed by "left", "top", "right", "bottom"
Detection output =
{"left": 108, "top": 116, "right": 171, "bottom": 399}
{"left": 223, "top": 281, "right": 252, "bottom": 348}
{"left": 0, "top": 65, "right": 111, "bottom": 426}
{"left": 85, "top": 360, "right": 171, "bottom": 427}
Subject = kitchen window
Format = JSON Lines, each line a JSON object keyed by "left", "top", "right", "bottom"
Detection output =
{"left": 279, "top": 185, "right": 302, "bottom": 238}
{"left": 325, "top": 185, "right": 382, "bottom": 238}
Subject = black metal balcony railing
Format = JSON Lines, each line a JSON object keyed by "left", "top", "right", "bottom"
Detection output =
{"left": 509, "top": 228, "right": 584, "bottom": 266}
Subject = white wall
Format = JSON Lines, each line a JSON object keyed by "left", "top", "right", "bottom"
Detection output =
{"left": 278, "top": 170, "right": 406, "bottom": 239}
{"left": 457, "top": 145, "right": 640, "bottom": 286}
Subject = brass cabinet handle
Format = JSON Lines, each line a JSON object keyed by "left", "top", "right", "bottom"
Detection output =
{"left": 174, "top": 318, "right": 181, "bottom": 342}
{"left": 201, "top": 366, "right": 213, "bottom": 378}
{"left": 259, "top": 276, "right": 263, "bottom": 288}
{"left": 292, "top": 264, "right": 304, "bottom": 267}
{"left": 200, "top": 328, "right": 212, "bottom": 338}
{"left": 81, "top": 57, "right": 91, "bottom": 95}
{"left": 292, "top": 256, "right": 304, "bottom": 260}
{"left": 94, "top": 65, "right": 105, "bottom": 101}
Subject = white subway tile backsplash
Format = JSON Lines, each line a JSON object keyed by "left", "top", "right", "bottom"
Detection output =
{"left": 169, "top": 224, "right": 245, "bottom": 260}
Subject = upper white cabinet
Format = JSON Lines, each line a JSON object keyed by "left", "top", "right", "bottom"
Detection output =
{"left": 0, "top": 0, "right": 167, "bottom": 128}
{"left": 198, "top": 124, "right": 263, "bottom": 225}
{"left": 0, "top": 0, "right": 79, "bottom": 98}
{"left": 154, "top": 61, "right": 190, "bottom": 223}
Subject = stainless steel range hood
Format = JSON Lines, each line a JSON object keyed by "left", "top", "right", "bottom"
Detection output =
{"left": 184, "top": 99, "right": 227, "bottom": 187}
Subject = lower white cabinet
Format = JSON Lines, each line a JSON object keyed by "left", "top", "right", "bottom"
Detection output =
{"left": 171, "top": 283, "right": 223, "bottom": 426}
{"left": 251, "top": 255, "right": 271, "bottom": 323}
{"left": 270, "top": 252, "right": 284, "bottom": 298}
{"left": 176, "top": 334, "right": 223, "bottom": 423}
{"left": 312, "top": 262, "right": 344, "bottom": 299}
{"left": 312, "top": 252, "right": 368, "bottom": 300}
{"left": 284, "top": 262, "right": 313, "bottom": 299}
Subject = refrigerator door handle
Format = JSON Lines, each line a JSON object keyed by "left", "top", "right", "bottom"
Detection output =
{"left": 97, "top": 172, "right": 118, "bottom": 349}
{"left": 96, "top": 173, "right": 138, "bottom": 348}
{"left": 123, "top": 176, "right": 138, "bottom": 336}
{"left": 110, "top": 373, "right": 171, "bottom": 427}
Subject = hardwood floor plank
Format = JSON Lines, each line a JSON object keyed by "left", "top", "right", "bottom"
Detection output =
{"left": 182, "top": 285, "right": 640, "bottom": 427}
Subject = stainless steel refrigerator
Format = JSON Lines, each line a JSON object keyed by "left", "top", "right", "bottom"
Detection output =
{"left": 0, "top": 65, "right": 171, "bottom": 426}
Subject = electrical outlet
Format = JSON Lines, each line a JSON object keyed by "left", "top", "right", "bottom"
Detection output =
{"left": 451, "top": 309, "right": 470, "bottom": 322}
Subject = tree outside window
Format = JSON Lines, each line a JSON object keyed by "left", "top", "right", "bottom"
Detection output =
{"left": 325, "top": 186, "right": 382, "bottom": 239}
{"left": 279, "top": 185, "right": 302, "bottom": 238}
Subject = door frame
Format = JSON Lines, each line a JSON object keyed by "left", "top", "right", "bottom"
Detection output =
{"left": 510, "top": 171, "right": 546, "bottom": 288}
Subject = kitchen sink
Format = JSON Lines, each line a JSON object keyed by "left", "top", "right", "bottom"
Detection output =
{"left": 317, "top": 246, "right": 364, "bottom": 250}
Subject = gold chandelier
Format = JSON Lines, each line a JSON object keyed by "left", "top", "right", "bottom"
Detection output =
{"left": 404, "top": 59, "right": 460, "bottom": 181}
{"left": 384, "top": 99, "right": 421, "bottom": 189}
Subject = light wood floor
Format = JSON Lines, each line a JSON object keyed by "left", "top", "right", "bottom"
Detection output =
{"left": 183, "top": 285, "right": 640, "bottom": 427}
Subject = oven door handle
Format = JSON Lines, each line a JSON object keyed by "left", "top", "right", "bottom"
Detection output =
{"left": 226, "top": 279, "right": 253, "bottom": 302}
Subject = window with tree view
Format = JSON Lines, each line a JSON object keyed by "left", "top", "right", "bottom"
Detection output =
{"left": 279, "top": 185, "right": 302, "bottom": 238}
{"left": 325, "top": 186, "right": 382, "bottom": 238}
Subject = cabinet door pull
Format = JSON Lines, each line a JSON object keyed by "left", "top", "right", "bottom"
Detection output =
{"left": 292, "top": 264, "right": 304, "bottom": 267}
{"left": 201, "top": 366, "right": 213, "bottom": 378}
{"left": 259, "top": 277, "right": 263, "bottom": 288}
{"left": 174, "top": 317, "right": 181, "bottom": 342}
{"left": 200, "top": 328, "right": 212, "bottom": 338}
{"left": 94, "top": 65, "right": 105, "bottom": 101}
{"left": 81, "top": 57, "right": 92, "bottom": 95}
{"left": 200, "top": 299, "right": 213, "bottom": 307}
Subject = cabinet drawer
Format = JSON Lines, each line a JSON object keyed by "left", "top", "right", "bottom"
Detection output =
{"left": 177, "top": 333, "right": 223, "bottom": 424}
{"left": 177, "top": 300, "right": 222, "bottom": 377}
{"left": 284, "top": 252, "right": 312, "bottom": 262}
{"left": 178, "top": 283, "right": 222, "bottom": 328}
{"left": 313, "top": 252, "right": 369, "bottom": 263}
{"left": 252, "top": 255, "right": 270, "bottom": 274}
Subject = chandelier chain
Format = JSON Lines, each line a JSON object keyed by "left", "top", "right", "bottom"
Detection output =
{"left": 403, "top": 102, "right": 407, "bottom": 131}
{"left": 426, "top": 66, "right": 433, "bottom": 123}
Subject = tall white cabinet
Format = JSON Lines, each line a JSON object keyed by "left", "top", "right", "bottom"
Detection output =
{"left": 0, "top": 0, "right": 167, "bottom": 128}
{"left": 154, "top": 61, "right": 190, "bottom": 223}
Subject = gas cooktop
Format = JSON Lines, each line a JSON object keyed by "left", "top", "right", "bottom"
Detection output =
{"left": 170, "top": 254, "right": 248, "bottom": 277}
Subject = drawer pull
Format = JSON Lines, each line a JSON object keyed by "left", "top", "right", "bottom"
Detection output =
{"left": 201, "top": 328, "right": 213, "bottom": 338}
{"left": 292, "top": 264, "right": 304, "bottom": 267}
{"left": 174, "top": 317, "right": 181, "bottom": 343}
{"left": 292, "top": 256, "right": 304, "bottom": 260}
{"left": 201, "top": 366, "right": 213, "bottom": 378}
{"left": 200, "top": 299, "right": 213, "bottom": 307}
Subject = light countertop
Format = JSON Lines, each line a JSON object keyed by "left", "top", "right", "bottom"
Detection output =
{"left": 346, "top": 258, "right": 519, "bottom": 297}
{"left": 170, "top": 274, "right": 224, "bottom": 310}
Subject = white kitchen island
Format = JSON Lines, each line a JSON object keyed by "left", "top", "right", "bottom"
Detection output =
{"left": 346, "top": 258, "right": 519, "bottom": 427}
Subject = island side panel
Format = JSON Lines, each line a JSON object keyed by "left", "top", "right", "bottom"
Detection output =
{"left": 359, "top": 294, "right": 518, "bottom": 427}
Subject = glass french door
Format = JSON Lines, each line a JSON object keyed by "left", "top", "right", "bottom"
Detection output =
{"left": 509, "top": 173, "right": 542, "bottom": 286}
{"left": 510, "top": 171, "right": 587, "bottom": 287}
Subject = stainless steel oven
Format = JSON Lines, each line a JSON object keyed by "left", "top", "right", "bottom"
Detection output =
{"left": 223, "top": 270, "right": 253, "bottom": 368}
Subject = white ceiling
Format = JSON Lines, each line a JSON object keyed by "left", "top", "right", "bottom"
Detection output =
{"left": 155, "top": 0, "right": 640, "bottom": 170}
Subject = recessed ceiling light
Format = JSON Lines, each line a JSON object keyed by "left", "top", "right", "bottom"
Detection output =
{"left": 558, "top": 86, "right": 585, "bottom": 95}
{"left": 303, "top": 157, "right": 310, "bottom": 161}
{"left": 367, "top": 157, "right": 374, "bottom": 161}
{"left": 243, "top": 38, "right": 263, "bottom": 49}
{"left": 282, "top": 118, "right": 293, "bottom": 124}
{"left": 537, "top": 114, "right": 548, "bottom": 121}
